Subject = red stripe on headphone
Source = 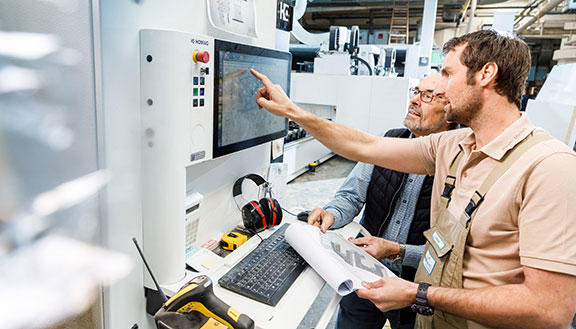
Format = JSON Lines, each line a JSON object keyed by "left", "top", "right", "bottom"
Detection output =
{"left": 268, "top": 198, "right": 277, "bottom": 227}
{"left": 250, "top": 201, "right": 266, "bottom": 229}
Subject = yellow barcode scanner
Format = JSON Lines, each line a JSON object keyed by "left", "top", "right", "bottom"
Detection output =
{"left": 220, "top": 232, "right": 247, "bottom": 251}
{"left": 132, "top": 238, "right": 254, "bottom": 329}
{"left": 163, "top": 275, "right": 254, "bottom": 329}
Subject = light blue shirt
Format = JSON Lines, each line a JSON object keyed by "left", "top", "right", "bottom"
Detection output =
{"left": 324, "top": 160, "right": 426, "bottom": 275}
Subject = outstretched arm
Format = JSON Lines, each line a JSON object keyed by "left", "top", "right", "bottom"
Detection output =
{"left": 251, "top": 69, "right": 427, "bottom": 174}
{"left": 356, "top": 266, "right": 576, "bottom": 329}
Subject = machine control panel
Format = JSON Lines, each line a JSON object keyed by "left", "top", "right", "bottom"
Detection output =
{"left": 140, "top": 29, "right": 215, "bottom": 166}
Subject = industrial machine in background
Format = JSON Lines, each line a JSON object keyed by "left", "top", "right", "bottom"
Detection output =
{"left": 526, "top": 63, "right": 576, "bottom": 150}
{"left": 283, "top": 25, "right": 416, "bottom": 181}
{"left": 284, "top": 74, "right": 414, "bottom": 181}
{"left": 314, "top": 25, "right": 375, "bottom": 76}
{"left": 292, "top": 25, "right": 412, "bottom": 77}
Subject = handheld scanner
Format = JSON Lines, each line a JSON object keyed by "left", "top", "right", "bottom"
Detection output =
{"left": 164, "top": 275, "right": 254, "bottom": 329}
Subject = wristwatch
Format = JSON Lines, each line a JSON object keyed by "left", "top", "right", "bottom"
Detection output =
{"left": 411, "top": 282, "right": 434, "bottom": 316}
{"left": 391, "top": 243, "right": 406, "bottom": 265}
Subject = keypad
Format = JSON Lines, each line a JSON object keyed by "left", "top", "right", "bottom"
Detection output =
{"left": 192, "top": 76, "right": 206, "bottom": 107}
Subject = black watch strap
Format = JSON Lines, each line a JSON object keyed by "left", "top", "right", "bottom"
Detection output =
{"left": 411, "top": 282, "right": 434, "bottom": 316}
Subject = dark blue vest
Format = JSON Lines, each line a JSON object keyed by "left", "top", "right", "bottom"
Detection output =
{"left": 361, "top": 128, "right": 433, "bottom": 325}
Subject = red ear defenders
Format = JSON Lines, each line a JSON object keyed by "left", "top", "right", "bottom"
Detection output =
{"left": 232, "top": 174, "right": 283, "bottom": 232}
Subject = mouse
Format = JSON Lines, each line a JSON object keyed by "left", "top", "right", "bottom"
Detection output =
{"left": 297, "top": 210, "right": 310, "bottom": 222}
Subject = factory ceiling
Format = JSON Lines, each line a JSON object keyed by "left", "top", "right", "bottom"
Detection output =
{"left": 300, "top": 0, "right": 576, "bottom": 40}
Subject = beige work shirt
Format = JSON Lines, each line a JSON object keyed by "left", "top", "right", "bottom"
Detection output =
{"left": 414, "top": 115, "right": 576, "bottom": 329}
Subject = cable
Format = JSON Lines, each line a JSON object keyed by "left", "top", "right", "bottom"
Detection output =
{"left": 281, "top": 207, "right": 299, "bottom": 217}
{"left": 264, "top": 183, "right": 272, "bottom": 199}
{"left": 351, "top": 55, "right": 373, "bottom": 76}
{"left": 268, "top": 186, "right": 302, "bottom": 218}
{"left": 247, "top": 227, "right": 264, "bottom": 244}
{"left": 233, "top": 198, "right": 243, "bottom": 212}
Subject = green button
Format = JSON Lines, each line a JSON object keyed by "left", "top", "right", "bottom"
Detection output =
{"left": 193, "top": 88, "right": 198, "bottom": 96}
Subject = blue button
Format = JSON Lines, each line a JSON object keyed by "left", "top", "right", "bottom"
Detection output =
{"left": 200, "top": 88, "right": 205, "bottom": 96}
{"left": 200, "top": 77, "right": 205, "bottom": 85}
{"left": 200, "top": 99, "right": 205, "bottom": 106}
{"left": 193, "top": 77, "right": 199, "bottom": 85}
{"left": 193, "top": 99, "right": 198, "bottom": 107}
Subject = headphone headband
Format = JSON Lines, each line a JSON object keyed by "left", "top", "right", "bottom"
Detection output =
{"left": 232, "top": 174, "right": 268, "bottom": 198}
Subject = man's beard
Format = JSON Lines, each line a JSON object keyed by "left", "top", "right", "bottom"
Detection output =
{"left": 403, "top": 104, "right": 445, "bottom": 135}
{"left": 403, "top": 104, "right": 421, "bottom": 132}
{"left": 445, "top": 88, "right": 482, "bottom": 126}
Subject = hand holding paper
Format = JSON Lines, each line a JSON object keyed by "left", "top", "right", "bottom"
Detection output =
{"left": 348, "top": 236, "right": 401, "bottom": 261}
{"left": 285, "top": 223, "right": 396, "bottom": 296}
{"left": 356, "top": 277, "right": 418, "bottom": 312}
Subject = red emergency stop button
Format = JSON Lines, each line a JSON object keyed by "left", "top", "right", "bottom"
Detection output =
{"left": 193, "top": 50, "right": 210, "bottom": 63}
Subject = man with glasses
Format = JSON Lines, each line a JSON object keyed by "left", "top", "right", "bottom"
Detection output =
{"left": 252, "top": 30, "right": 576, "bottom": 329}
{"left": 306, "top": 74, "right": 454, "bottom": 329}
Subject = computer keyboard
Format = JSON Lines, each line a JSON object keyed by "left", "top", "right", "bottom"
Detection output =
{"left": 218, "top": 224, "right": 308, "bottom": 306}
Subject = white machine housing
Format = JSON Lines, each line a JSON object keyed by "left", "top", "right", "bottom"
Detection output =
{"left": 285, "top": 73, "right": 414, "bottom": 179}
{"left": 100, "top": 2, "right": 282, "bottom": 328}
{"left": 139, "top": 28, "right": 291, "bottom": 290}
{"left": 526, "top": 63, "right": 576, "bottom": 148}
{"left": 140, "top": 29, "right": 216, "bottom": 287}
{"left": 141, "top": 29, "right": 215, "bottom": 166}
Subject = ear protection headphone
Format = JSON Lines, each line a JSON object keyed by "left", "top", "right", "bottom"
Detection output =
{"left": 232, "top": 174, "right": 283, "bottom": 232}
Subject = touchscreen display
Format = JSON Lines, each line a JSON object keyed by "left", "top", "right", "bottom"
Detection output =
{"left": 213, "top": 40, "right": 290, "bottom": 158}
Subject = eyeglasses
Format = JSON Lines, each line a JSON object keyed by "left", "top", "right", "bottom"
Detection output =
{"left": 409, "top": 87, "right": 445, "bottom": 103}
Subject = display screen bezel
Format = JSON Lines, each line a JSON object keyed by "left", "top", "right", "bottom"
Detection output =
{"left": 213, "top": 39, "right": 290, "bottom": 159}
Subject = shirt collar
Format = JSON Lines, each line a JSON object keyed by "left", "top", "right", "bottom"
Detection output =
{"left": 459, "top": 114, "right": 536, "bottom": 160}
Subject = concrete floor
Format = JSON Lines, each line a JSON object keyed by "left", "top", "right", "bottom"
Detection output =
{"left": 281, "top": 156, "right": 357, "bottom": 329}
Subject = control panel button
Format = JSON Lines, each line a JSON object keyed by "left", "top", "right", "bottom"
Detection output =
{"left": 200, "top": 77, "right": 205, "bottom": 85}
{"left": 200, "top": 99, "right": 205, "bottom": 106}
{"left": 193, "top": 50, "right": 210, "bottom": 64}
{"left": 193, "top": 99, "right": 198, "bottom": 107}
{"left": 200, "top": 88, "right": 205, "bottom": 96}
{"left": 193, "top": 88, "right": 198, "bottom": 96}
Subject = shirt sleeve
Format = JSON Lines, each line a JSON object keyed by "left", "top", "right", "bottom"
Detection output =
{"left": 413, "top": 129, "right": 469, "bottom": 176}
{"left": 403, "top": 244, "right": 425, "bottom": 269}
{"left": 519, "top": 152, "right": 576, "bottom": 276}
{"left": 324, "top": 161, "right": 374, "bottom": 229}
{"left": 413, "top": 134, "right": 439, "bottom": 176}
